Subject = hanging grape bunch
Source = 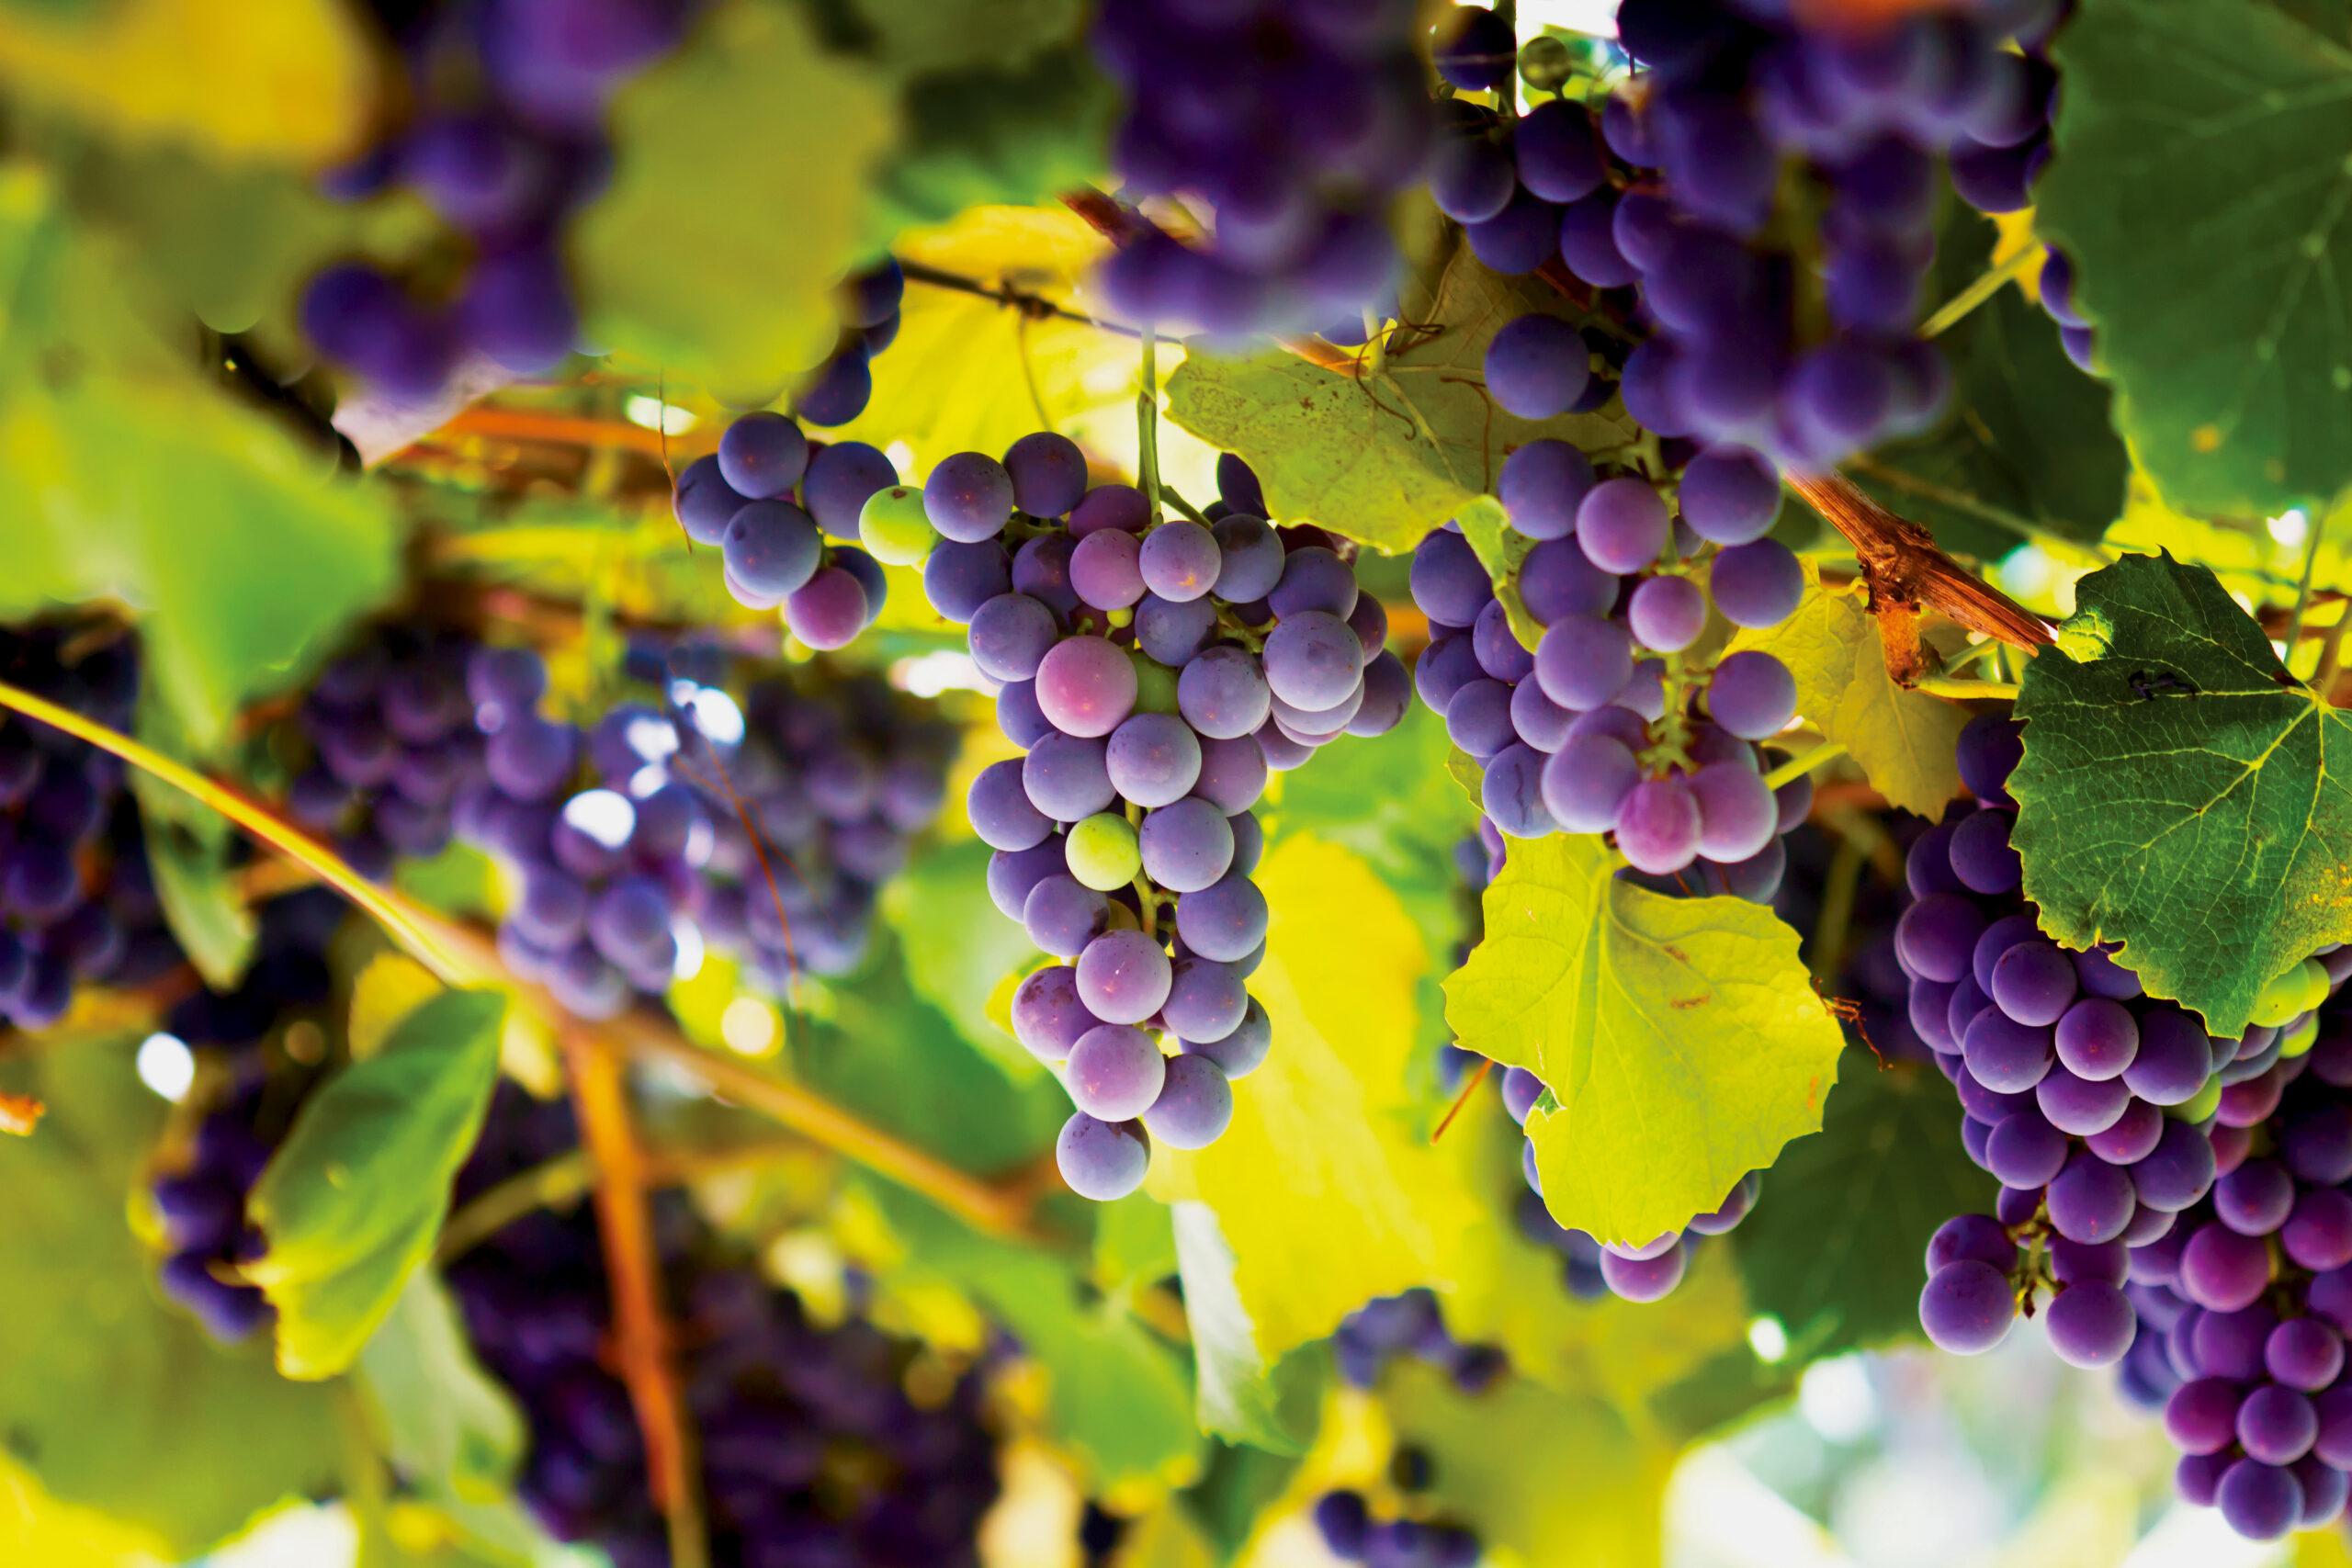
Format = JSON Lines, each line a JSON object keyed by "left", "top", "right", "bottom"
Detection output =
{"left": 1089, "top": 0, "right": 1432, "bottom": 337}
{"left": 1904, "top": 715, "right": 2352, "bottom": 1540}
{"left": 446, "top": 1087, "right": 1003, "bottom": 1566}
{"left": 673, "top": 410, "right": 895, "bottom": 641}
{"left": 857, "top": 439, "right": 1402, "bottom": 1198}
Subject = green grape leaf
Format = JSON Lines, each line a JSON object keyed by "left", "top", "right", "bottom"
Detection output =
{"left": 1845, "top": 209, "right": 2126, "bottom": 559}
{"left": 1166, "top": 237, "right": 1636, "bottom": 554}
{"left": 1384, "top": 1363, "right": 1674, "bottom": 1567}
{"left": 2009, "top": 550, "right": 2352, "bottom": 1036}
{"left": 130, "top": 686, "right": 254, "bottom": 987}
{"left": 864, "top": 48, "right": 1115, "bottom": 242}
{"left": 847, "top": 0, "right": 1085, "bottom": 78}
{"left": 250, "top": 990, "right": 506, "bottom": 1379}
{"left": 1446, "top": 833, "right": 1846, "bottom": 1247}
{"left": 881, "top": 837, "right": 1054, "bottom": 1082}
{"left": 1152, "top": 835, "right": 1490, "bottom": 1361}
{"left": 351, "top": 1271, "right": 525, "bottom": 1503}
{"left": 0, "top": 1046, "right": 340, "bottom": 1556}
{"left": 1725, "top": 562, "right": 1969, "bottom": 817}
{"left": 1454, "top": 494, "right": 1545, "bottom": 649}
{"left": 1170, "top": 1203, "right": 1328, "bottom": 1455}
{"left": 1730, "top": 1060, "right": 1994, "bottom": 1359}
{"left": 573, "top": 0, "right": 899, "bottom": 400}
{"left": 2035, "top": 0, "right": 2352, "bottom": 517}
{"left": 0, "top": 166, "right": 401, "bottom": 750}
{"left": 867, "top": 1186, "right": 1202, "bottom": 1487}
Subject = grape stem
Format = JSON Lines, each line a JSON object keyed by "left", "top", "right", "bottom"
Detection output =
{"left": 2286, "top": 502, "right": 2333, "bottom": 652}
{"left": 1917, "top": 243, "right": 2042, "bottom": 340}
{"left": 1913, "top": 676, "right": 2021, "bottom": 701}
{"left": 1138, "top": 325, "right": 1163, "bottom": 525}
{"left": 561, "top": 1029, "right": 711, "bottom": 1568}
{"left": 899, "top": 259, "right": 1143, "bottom": 338}
{"left": 1761, "top": 740, "right": 1847, "bottom": 790}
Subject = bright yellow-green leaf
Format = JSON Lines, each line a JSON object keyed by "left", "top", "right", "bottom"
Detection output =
{"left": 1156, "top": 834, "right": 1487, "bottom": 1356}
{"left": 1385, "top": 1362, "right": 1674, "bottom": 1568}
{"left": 1454, "top": 495, "right": 1545, "bottom": 650}
{"left": 831, "top": 203, "right": 1220, "bottom": 496}
{"left": 0, "top": 1456, "right": 174, "bottom": 1567}
{"left": 0, "top": 0, "right": 379, "bottom": 165}
{"left": 250, "top": 991, "right": 506, "bottom": 1379}
{"left": 1166, "top": 236, "right": 1635, "bottom": 554}
{"left": 1447, "top": 833, "right": 1845, "bottom": 1247}
{"left": 1170, "top": 1203, "right": 1328, "bottom": 1453}
{"left": 348, "top": 953, "right": 445, "bottom": 1063}
{"left": 1725, "top": 561, "right": 1970, "bottom": 817}
{"left": 574, "top": 0, "right": 899, "bottom": 400}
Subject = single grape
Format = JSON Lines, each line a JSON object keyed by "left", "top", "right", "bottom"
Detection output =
{"left": 1003, "top": 431, "right": 1088, "bottom": 518}
{"left": 1036, "top": 637, "right": 1140, "bottom": 738}
{"left": 1174, "top": 874, "right": 1269, "bottom": 964}
{"left": 1709, "top": 540, "right": 1804, "bottom": 628}
{"left": 967, "top": 761, "right": 1051, "bottom": 852}
{"left": 1145, "top": 1054, "right": 1234, "bottom": 1149}
{"left": 1918, "top": 1259, "right": 2015, "bottom": 1353}
{"left": 1065, "top": 812, "right": 1142, "bottom": 893}
{"left": 1068, "top": 1022, "right": 1168, "bottom": 1120}
{"left": 858, "top": 484, "right": 939, "bottom": 566}
{"left": 1139, "top": 522, "right": 1223, "bottom": 603}
{"left": 1484, "top": 314, "right": 1590, "bottom": 420}
{"left": 717, "top": 411, "right": 808, "bottom": 499}
{"left": 723, "top": 502, "right": 822, "bottom": 598}
{"left": 785, "top": 567, "right": 870, "bottom": 649}
{"left": 1706, "top": 651, "right": 1796, "bottom": 739}
{"left": 1057, "top": 1112, "right": 1149, "bottom": 1200}
{"left": 1577, "top": 479, "right": 1670, "bottom": 574}
{"left": 923, "top": 452, "right": 1016, "bottom": 543}
{"left": 1498, "top": 440, "right": 1597, "bottom": 541}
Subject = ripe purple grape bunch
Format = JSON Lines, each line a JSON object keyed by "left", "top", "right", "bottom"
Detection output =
{"left": 1907, "top": 713, "right": 2352, "bottom": 1540}
{"left": 868, "top": 439, "right": 1404, "bottom": 1199}
{"left": 672, "top": 410, "right": 895, "bottom": 645}
{"left": 1089, "top": 0, "right": 1431, "bottom": 338}
{"left": 447, "top": 1087, "right": 1002, "bottom": 1564}
{"left": 1434, "top": 0, "right": 2069, "bottom": 470}
{"left": 1410, "top": 438, "right": 1808, "bottom": 888}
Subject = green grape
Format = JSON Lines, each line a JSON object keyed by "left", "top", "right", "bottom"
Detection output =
{"left": 1519, "top": 34, "right": 1574, "bottom": 91}
{"left": 1129, "top": 649, "right": 1181, "bottom": 716}
{"left": 858, "top": 484, "right": 939, "bottom": 566}
{"left": 1066, "top": 812, "right": 1141, "bottom": 891}
{"left": 2167, "top": 1074, "right": 2223, "bottom": 1123}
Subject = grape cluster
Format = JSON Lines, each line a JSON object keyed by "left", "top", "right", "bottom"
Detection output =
{"left": 672, "top": 410, "right": 894, "bottom": 641}
{"left": 1435, "top": 0, "right": 2065, "bottom": 473}
{"left": 1089, "top": 0, "right": 1430, "bottom": 338}
{"left": 1312, "top": 1490, "right": 1480, "bottom": 1568}
{"left": 1903, "top": 715, "right": 2352, "bottom": 1539}
{"left": 447, "top": 1088, "right": 1002, "bottom": 1566}
{"left": 678, "top": 664, "right": 957, "bottom": 986}
{"left": 1333, "top": 1288, "right": 1507, "bottom": 1393}
{"left": 1408, "top": 443, "right": 1809, "bottom": 886}
{"left": 147, "top": 891, "right": 346, "bottom": 1342}
{"left": 864, "top": 441, "right": 1400, "bottom": 1198}
{"left": 0, "top": 627, "right": 179, "bottom": 1025}
{"left": 300, "top": 0, "right": 695, "bottom": 403}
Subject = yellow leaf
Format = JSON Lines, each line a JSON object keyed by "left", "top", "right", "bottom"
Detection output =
{"left": 1447, "top": 833, "right": 1845, "bottom": 1247}
{"left": 346, "top": 953, "right": 440, "bottom": 1062}
{"left": 0, "top": 0, "right": 379, "bottom": 166}
{"left": 831, "top": 204, "right": 1221, "bottom": 497}
{"left": 1726, "top": 560, "right": 1970, "bottom": 818}
{"left": 1156, "top": 834, "right": 1487, "bottom": 1358}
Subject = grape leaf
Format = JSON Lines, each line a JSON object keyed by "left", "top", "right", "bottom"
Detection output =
{"left": 2008, "top": 550, "right": 2352, "bottom": 1036}
{"left": 0, "top": 166, "right": 401, "bottom": 750}
{"left": 866, "top": 1185, "right": 1202, "bottom": 1487}
{"left": 1150, "top": 835, "right": 1489, "bottom": 1359}
{"left": 1729, "top": 1060, "right": 1993, "bottom": 1359}
{"left": 880, "top": 837, "right": 1050, "bottom": 1082}
{"left": 0, "top": 1046, "right": 340, "bottom": 1556}
{"left": 130, "top": 689, "right": 256, "bottom": 987}
{"left": 1384, "top": 1362, "right": 1673, "bottom": 1568}
{"left": 1166, "top": 238, "right": 1636, "bottom": 554}
{"left": 0, "top": 0, "right": 379, "bottom": 164}
{"left": 1170, "top": 1202, "right": 1328, "bottom": 1455}
{"left": 1724, "top": 562, "right": 1969, "bottom": 817}
{"left": 2035, "top": 0, "right": 2352, "bottom": 517}
{"left": 1453, "top": 494, "right": 1545, "bottom": 650}
{"left": 352, "top": 1271, "right": 525, "bottom": 1503}
{"left": 1445, "top": 833, "right": 1846, "bottom": 1247}
{"left": 1841, "top": 208, "right": 2125, "bottom": 561}
{"left": 846, "top": 0, "right": 1086, "bottom": 77}
{"left": 864, "top": 48, "right": 1116, "bottom": 242}
{"left": 573, "top": 0, "right": 899, "bottom": 400}
{"left": 250, "top": 990, "right": 506, "bottom": 1379}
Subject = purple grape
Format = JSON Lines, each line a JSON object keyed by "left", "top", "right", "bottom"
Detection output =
{"left": 1003, "top": 431, "right": 1087, "bottom": 517}
{"left": 1947, "top": 807, "right": 2022, "bottom": 895}
{"left": 1070, "top": 530, "right": 1146, "bottom": 611}
{"left": 801, "top": 440, "right": 896, "bottom": 537}
{"left": 1136, "top": 593, "right": 1218, "bottom": 665}
{"left": 1023, "top": 733, "right": 1114, "bottom": 823}
{"left": 1146, "top": 1054, "right": 1234, "bottom": 1149}
{"left": 2123, "top": 1008, "right": 2214, "bottom": 1105}
{"left": 1191, "top": 735, "right": 1268, "bottom": 813}
{"left": 2216, "top": 1158, "right": 2296, "bottom": 1236}
{"left": 1140, "top": 522, "right": 1223, "bottom": 603}
{"left": 1541, "top": 734, "right": 1640, "bottom": 834}
{"left": 1533, "top": 616, "right": 1634, "bottom": 713}
{"left": 2045, "top": 1280, "right": 2135, "bottom": 1368}
{"left": 967, "top": 594, "right": 1059, "bottom": 682}
{"left": 1483, "top": 743, "right": 1557, "bottom": 840}
{"left": 1709, "top": 540, "right": 1804, "bottom": 628}
{"left": 1515, "top": 98, "right": 1606, "bottom": 202}
{"left": 968, "top": 761, "right": 1050, "bottom": 852}
{"left": 1057, "top": 1113, "right": 1149, "bottom": 1200}
{"left": 1212, "top": 516, "right": 1285, "bottom": 601}
{"left": 1261, "top": 611, "right": 1362, "bottom": 711}
{"left": 1410, "top": 529, "right": 1494, "bottom": 628}
{"left": 1628, "top": 575, "right": 1707, "bottom": 653}
{"left": 2180, "top": 1222, "right": 2274, "bottom": 1313}
{"left": 1178, "top": 647, "right": 1272, "bottom": 740}
{"left": 1615, "top": 775, "right": 1702, "bottom": 875}
{"left": 1485, "top": 314, "right": 1589, "bottom": 420}
{"left": 1707, "top": 651, "right": 1796, "bottom": 739}
{"left": 1023, "top": 875, "right": 1109, "bottom": 958}
{"left": 717, "top": 412, "right": 808, "bottom": 499}
{"left": 924, "top": 539, "right": 1013, "bottom": 621}
{"left": 784, "top": 567, "right": 869, "bottom": 649}
{"left": 722, "top": 502, "right": 822, "bottom": 598}
{"left": 673, "top": 454, "right": 752, "bottom": 547}
{"left": 1036, "top": 637, "right": 1139, "bottom": 739}
{"left": 2285, "top": 1188, "right": 2352, "bottom": 1272}
{"left": 2217, "top": 1459, "right": 2303, "bottom": 1539}
{"left": 2047, "top": 1151, "right": 2135, "bottom": 1244}
{"left": 1600, "top": 1241, "right": 1688, "bottom": 1303}
{"left": 1106, "top": 714, "right": 1203, "bottom": 808}
{"left": 1184, "top": 996, "right": 1270, "bottom": 1078}
{"left": 923, "top": 452, "right": 1015, "bottom": 542}
{"left": 1067, "top": 1024, "right": 1168, "bottom": 1120}
{"left": 1174, "top": 874, "right": 1269, "bottom": 964}
{"left": 1498, "top": 440, "right": 1597, "bottom": 541}
{"left": 1268, "top": 547, "right": 1360, "bottom": 620}
{"left": 1577, "top": 479, "right": 1670, "bottom": 574}
{"left": 1919, "top": 1259, "right": 2015, "bottom": 1353}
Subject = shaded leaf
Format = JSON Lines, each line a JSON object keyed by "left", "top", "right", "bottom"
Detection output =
{"left": 2036, "top": 0, "right": 2352, "bottom": 516}
{"left": 1170, "top": 1203, "right": 1328, "bottom": 1455}
{"left": 352, "top": 1271, "right": 525, "bottom": 1502}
